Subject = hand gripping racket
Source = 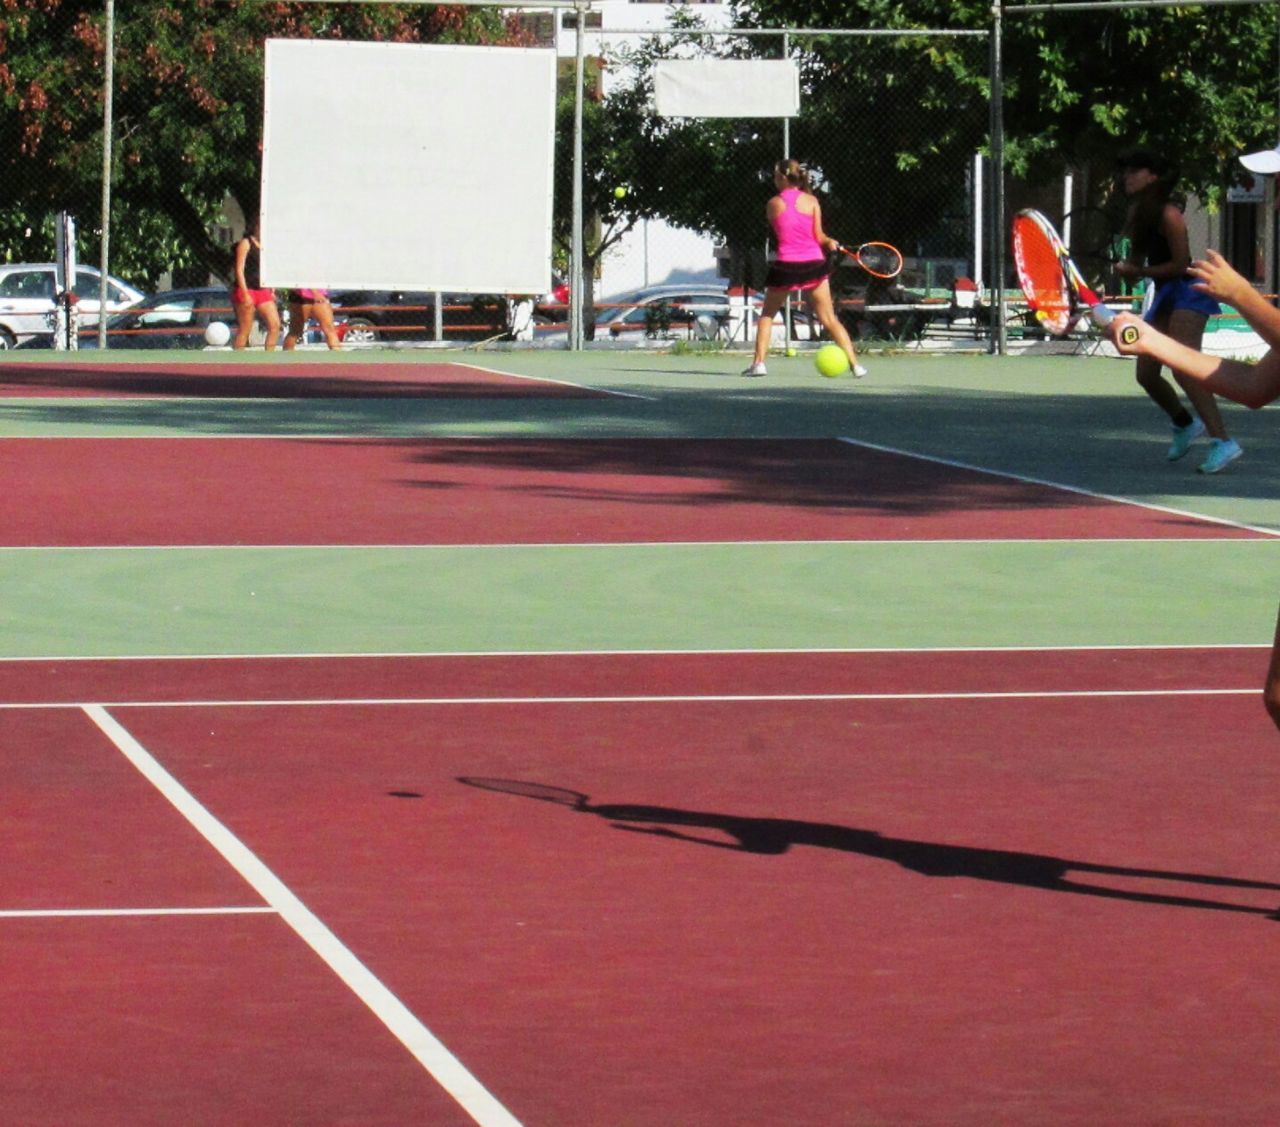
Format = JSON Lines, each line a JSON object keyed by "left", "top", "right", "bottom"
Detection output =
{"left": 836, "top": 241, "right": 904, "bottom": 279}
{"left": 1012, "top": 208, "right": 1138, "bottom": 344}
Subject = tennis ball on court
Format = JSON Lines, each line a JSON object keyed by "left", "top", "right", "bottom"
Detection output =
{"left": 814, "top": 343, "right": 849, "bottom": 378}
{"left": 614, "top": 185, "right": 628, "bottom": 199}
{"left": 785, "top": 347, "right": 797, "bottom": 357}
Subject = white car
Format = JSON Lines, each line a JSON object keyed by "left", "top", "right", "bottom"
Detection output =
{"left": 0, "top": 263, "right": 145, "bottom": 349}
{"left": 594, "top": 284, "right": 818, "bottom": 345}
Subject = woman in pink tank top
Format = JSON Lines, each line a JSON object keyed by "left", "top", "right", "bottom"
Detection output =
{"left": 744, "top": 159, "right": 864, "bottom": 378}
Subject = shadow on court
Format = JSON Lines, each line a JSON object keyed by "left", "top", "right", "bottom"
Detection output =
{"left": 458, "top": 777, "right": 1280, "bottom": 919}
{"left": 0, "top": 360, "right": 598, "bottom": 399}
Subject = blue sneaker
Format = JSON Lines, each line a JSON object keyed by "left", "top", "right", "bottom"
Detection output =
{"left": 1167, "top": 417, "right": 1205, "bottom": 461}
{"left": 1197, "top": 438, "right": 1243, "bottom": 474}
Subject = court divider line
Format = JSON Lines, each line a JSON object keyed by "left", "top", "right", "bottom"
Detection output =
{"left": 81, "top": 703, "right": 522, "bottom": 1127}
{"left": 0, "top": 642, "right": 1267, "bottom": 664}
{"left": 0, "top": 907, "right": 276, "bottom": 918}
{"left": 837, "top": 436, "right": 1280, "bottom": 538}
{"left": 1, "top": 537, "right": 1274, "bottom": 551}
{"left": 0, "top": 687, "right": 1254, "bottom": 713}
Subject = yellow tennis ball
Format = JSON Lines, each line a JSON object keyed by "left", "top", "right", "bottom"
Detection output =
{"left": 814, "top": 343, "right": 849, "bottom": 378}
{"left": 613, "top": 186, "right": 627, "bottom": 199}
{"left": 785, "top": 347, "right": 797, "bottom": 358}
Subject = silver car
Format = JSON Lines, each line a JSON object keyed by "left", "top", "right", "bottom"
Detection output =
{"left": 594, "top": 283, "right": 817, "bottom": 344}
{"left": 0, "top": 263, "right": 145, "bottom": 349}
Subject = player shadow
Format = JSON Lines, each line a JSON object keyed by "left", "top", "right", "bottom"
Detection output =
{"left": 457, "top": 778, "right": 1280, "bottom": 919}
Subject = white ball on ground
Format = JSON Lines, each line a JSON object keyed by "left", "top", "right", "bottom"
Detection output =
{"left": 204, "top": 320, "right": 231, "bottom": 347}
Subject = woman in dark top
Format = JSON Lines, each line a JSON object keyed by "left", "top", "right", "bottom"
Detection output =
{"left": 1116, "top": 149, "right": 1241, "bottom": 474}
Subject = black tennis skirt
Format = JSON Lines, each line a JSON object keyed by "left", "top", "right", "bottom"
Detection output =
{"left": 764, "top": 258, "right": 830, "bottom": 292}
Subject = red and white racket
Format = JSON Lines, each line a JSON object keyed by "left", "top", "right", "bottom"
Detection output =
{"left": 1011, "top": 208, "right": 1137, "bottom": 343}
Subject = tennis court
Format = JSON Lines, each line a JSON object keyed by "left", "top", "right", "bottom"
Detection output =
{"left": 3, "top": 347, "right": 1279, "bottom": 1125}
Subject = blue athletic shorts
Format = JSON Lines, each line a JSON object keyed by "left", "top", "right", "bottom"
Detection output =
{"left": 1144, "top": 277, "right": 1221, "bottom": 323}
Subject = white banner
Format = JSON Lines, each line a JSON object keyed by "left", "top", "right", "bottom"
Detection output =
{"left": 654, "top": 59, "right": 800, "bottom": 119}
{"left": 261, "top": 40, "right": 556, "bottom": 294}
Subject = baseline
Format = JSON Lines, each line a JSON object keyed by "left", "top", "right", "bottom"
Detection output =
{"left": 82, "top": 703, "right": 521, "bottom": 1127}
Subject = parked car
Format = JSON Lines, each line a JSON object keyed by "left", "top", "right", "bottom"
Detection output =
{"left": 593, "top": 283, "right": 818, "bottom": 344}
{"left": 16, "top": 286, "right": 234, "bottom": 350}
{"left": 328, "top": 290, "right": 507, "bottom": 343}
{"left": 0, "top": 263, "right": 144, "bottom": 348}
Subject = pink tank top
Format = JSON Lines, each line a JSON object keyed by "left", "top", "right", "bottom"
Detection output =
{"left": 772, "top": 188, "right": 824, "bottom": 262}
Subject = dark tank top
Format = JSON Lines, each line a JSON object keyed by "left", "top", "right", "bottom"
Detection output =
{"left": 240, "top": 239, "right": 261, "bottom": 288}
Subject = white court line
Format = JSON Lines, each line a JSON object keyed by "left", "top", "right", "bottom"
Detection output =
{"left": 451, "top": 359, "right": 655, "bottom": 400}
{"left": 0, "top": 687, "right": 1256, "bottom": 713}
{"left": 0, "top": 906, "right": 275, "bottom": 919}
{"left": 82, "top": 704, "right": 521, "bottom": 1127}
{"left": 837, "top": 435, "right": 1280, "bottom": 538}
{"left": 2, "top": 535, "right": 1278, "bottom": 551}
{"left": 0, "top": 642, "right": 1268, "bottom": 664}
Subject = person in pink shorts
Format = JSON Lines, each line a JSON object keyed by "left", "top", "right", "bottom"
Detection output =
{"left": 283, "top": 288, "right": 342, "bottom": 351}
{"left": 230, "top": 218, "right": 281, "bottom": 351}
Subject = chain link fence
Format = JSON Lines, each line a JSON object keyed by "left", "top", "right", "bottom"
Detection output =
{"left": 0, "top": 5, "right": 992, "bottom": 350}
{"left": 584, "top": 25, "right": 991, "bottom": 348}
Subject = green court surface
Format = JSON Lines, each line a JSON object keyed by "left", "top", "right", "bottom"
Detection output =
{"left": 0, "top": 540, "right": 1276, "bottom": 658}
{"left": 1, "top": 348, "right": 1276, "bottom": 659}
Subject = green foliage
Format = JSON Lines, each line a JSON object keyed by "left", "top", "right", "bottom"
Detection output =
{"left": 591, "top": 6, "right": 988, "bottom": 283}
{"left": 0, "top": 1, "right": 524, "bottom": 287}
{"left": 588, "top": 0, "right": 1280, "bottom": 277}
{"left": 2, "top": 0, "right": 1277, "bottom": 292}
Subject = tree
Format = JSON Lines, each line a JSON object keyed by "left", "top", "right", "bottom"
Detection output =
{"left": 0, "top": 1, "right": 526, "bottom": 287}
{"left": 592, "top": 6, "right": 989, "bottom": 291}
{"left": 590, "top": 1, "right": 1279, "bottom": 292}
{"left": 736, "top": 0, "right": 1279, "bottom": 201}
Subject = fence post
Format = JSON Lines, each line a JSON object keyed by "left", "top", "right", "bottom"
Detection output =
{"left": 990, "top": 2, "right": 1007, "bottom": 356}
{"left": 569, "top": 0, "right": 587, "bottom": 351}
{"left": 98, "top": 0, "right": 115, "bottom": 349}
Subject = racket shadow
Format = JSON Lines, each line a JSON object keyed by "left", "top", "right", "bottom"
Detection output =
{"left": 458, "top": 778, "right": 1280, "bottom": 919}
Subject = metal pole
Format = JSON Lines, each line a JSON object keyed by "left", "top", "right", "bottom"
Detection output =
{"left": 1007, "top": 0, "right": 1262, "bottom": 11}
{"left": 1274, "top": 3, "right": 1279, "bottom": 299}
{"left": 98, "top": 0, "right": 115, "bottom": 349}
{"left": 973, "top": 151, "right": 984, "bottom": 293}
{"left": 1062, "top": 171, "right": 1074, "bottom": 246}
{"left": 782, "top": 30, "right": 792, "bottom": 347}
{"left": 991, "top": 1, "right": 1006, "bottom": 356}
{"left": 569, "top": 0, "right": 586, "bottom": 350}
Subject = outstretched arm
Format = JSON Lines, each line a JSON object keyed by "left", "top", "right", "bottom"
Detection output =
{"left": 1191, "top": 249, "right": 1280, "bottom": 353}
{"left": 1108, "top": 314, "right": 1280, "bottom": 409}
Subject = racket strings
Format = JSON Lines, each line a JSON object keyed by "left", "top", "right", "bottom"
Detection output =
{"left": 856, "top": 243, "right": 903, "bottom": 278}
{"left": 1012, "top": 216, "right": 1073, "bottom": 335}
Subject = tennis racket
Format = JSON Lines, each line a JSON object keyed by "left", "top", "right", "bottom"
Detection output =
{"left": 1061, "top": 205, "right": 1125, "bottom": 279}
{"left": 1012, "top": 208, "right": 1138, "bottom": 344}
{"left": 836, "top": 241, "right": 904, "bottom": 279}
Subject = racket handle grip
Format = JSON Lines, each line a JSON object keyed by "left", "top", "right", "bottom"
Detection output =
{"left": 1087, "top": 302, "right": 1140, "bottom": 346}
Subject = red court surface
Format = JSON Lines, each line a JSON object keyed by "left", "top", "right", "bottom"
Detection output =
{"left": 0, "top": 360, "right": 605, "bottom": 399}
{"left": 0, "top": 437, "right": 1259, "bottom": 546}
{"left": 4, "top": 649, "right": 1280, "bottom": 1125}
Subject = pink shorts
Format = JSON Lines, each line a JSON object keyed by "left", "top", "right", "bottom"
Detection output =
{"left": 233, "top": 287, "right": 275, "bottom": 307}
